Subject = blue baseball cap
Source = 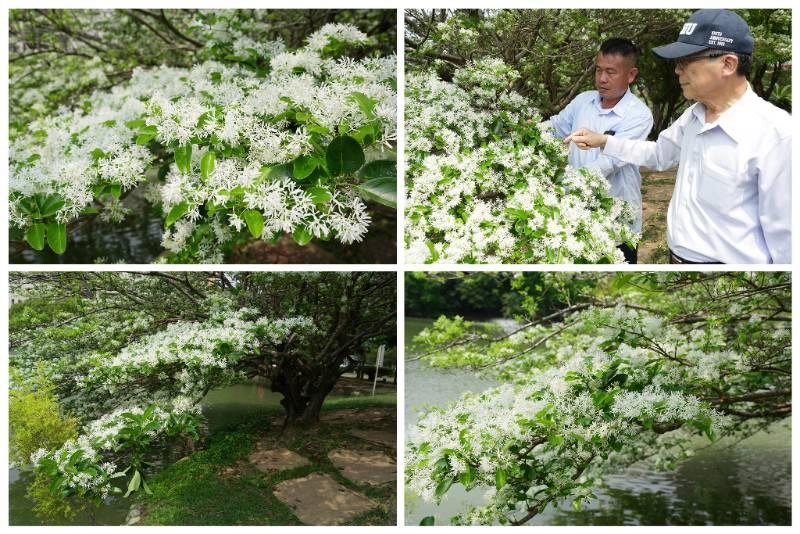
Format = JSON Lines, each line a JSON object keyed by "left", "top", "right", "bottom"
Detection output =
{"left": 652, "top": 9, "right": 754, "bottom": 59}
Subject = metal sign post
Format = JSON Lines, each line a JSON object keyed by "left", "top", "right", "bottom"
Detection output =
{"left": 372, "top": 344, "right": 386, "bottom": 396}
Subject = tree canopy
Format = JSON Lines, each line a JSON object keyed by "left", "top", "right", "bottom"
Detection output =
{"left": 10, "top": 271, "right": 396, "bottom": 512}
{"left": 406, "top": 9, "right": 791, "bottom": 136}
{"left": 405, "top": 272, "right": 790, "bottom": 525}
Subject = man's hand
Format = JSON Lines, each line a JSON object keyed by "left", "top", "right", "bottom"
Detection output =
{"left": 564, "top": 128, "right": 608, "bottom": 150}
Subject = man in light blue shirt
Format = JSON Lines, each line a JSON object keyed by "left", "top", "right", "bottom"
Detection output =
{"left": 550, "top": 38, "right": 653, "bottom": 263}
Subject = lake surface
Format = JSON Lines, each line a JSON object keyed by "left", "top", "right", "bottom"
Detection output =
{"left": 404, "top": 317, "right": 792, "bottom": 526}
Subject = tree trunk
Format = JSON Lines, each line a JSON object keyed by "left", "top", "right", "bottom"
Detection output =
{"left": 271, "top": 370, "right": 338, "bottom": 429}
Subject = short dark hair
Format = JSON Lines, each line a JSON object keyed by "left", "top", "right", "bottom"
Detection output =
{"left": 735, "top": 53, "right": 752, "bottom": 77}
{"left": 599, "top": 38, "right": 640, "bottom": 65}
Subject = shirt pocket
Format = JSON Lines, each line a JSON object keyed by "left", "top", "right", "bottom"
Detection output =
{"left": 696, "top": 145, "right": 746, "bottom": 213}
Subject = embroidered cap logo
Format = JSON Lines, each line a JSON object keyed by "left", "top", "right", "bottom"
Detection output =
{"left": 679, "top": 23, "right": 698, "bottom": 36}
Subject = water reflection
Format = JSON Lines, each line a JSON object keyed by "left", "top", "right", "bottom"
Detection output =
{"left": 534, "top": 430, "right": 791, "bottom": 525}
{"left": 10, "top": 194, "right": 165, "bottom": 264}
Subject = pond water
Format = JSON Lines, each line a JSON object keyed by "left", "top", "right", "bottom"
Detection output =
{"left": 9, "top": 379, "right": 379, "bottom": 525}
{"left": 10, "top": 193, "right": 165, "bottom": 264}
{"left": 404, "top": 317, "right": 792, "bottom": 526}
{"left": 10, "top": 193, "right": 396, "bottom": 264}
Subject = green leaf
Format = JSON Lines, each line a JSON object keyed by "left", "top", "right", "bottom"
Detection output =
{"left": 306, "top": 123, "right": 331, "bottom": 135}
{"left": 572, "top": 499, "right": 583, "bottom": 511}
{"left": 135, "top": 125, "right": 157, "bottom": 145}
{"left": 124, "top": 470, "right": 142, "bottom": 498}
{"left": 505, "top": 207, "right": 529, "bottom": 219}
{"left": 350, "top": 123, "right": 377, "bottom": 145}
{"left": 109, "top": 184, "right": 122, "bottom": 200}
{"left": 175, "top": 144, "right": 192, "bottom": 174}
{"left": 243, "top": 209, "right": 264, "bottom": 238}
{"left": 201, "top": 151, "right": 216, "bottom": 180}
{"left": 165, "top": 202, "right": 189, "bottom": 227}
{"left": 307, "top": 186, "right": 332, "bottom": 205}
{"left": 349, "top": 91, "right": 378, "bottom": 119}
{"left": 142, "top": 476, "right": 152, "bottom": 496}
{"left": 17, "top": 196, "right": 40, "bottom": 216}
{"left": 435, "top": 477, "right": 453, "bottom": 498}
{"left": 326, "top": 135, "right": 365, "bottom": 176}
{"left": 358, "top": 159, "right": 396, "bottom": 181}
{"left": 292, "top": 226, "right": 313, "bottom": 246}
{"left": 293, "top": 155, "right": 317, "bottom": 179}
{"left": 260, "top": 163, "right": 294, "bottom": 181}
{"left": 25, "top": 223, "right": 46, "bottom": 251}
{"left": 458, "top": 465, "right": 475, "bottom": 487}
{"left": 46, "top": 223, "right": 67, "bottom": 254}
{"left": 125, "top": 119, "right": 146, "bottom": 129}
{"left": 37, "top": 193, "right": 65, "bottom": 218}
{"left": 419, "top": 516, "right": 435, "bottom": 526}
{"left": 495, "top": 468, "right": 507, "bottom": 490}
{"left": 356, "top": 177, "right": 396, "bottom": 208}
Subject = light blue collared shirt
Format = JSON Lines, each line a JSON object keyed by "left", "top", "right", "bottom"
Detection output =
{"left": 550, "top": 89, "right": 654, "bottom": 233}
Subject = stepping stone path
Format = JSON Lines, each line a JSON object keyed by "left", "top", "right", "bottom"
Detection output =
{"left": 328, "top": 448, "right": 396, "bottom": 485}
{"left": 273, "top": 473, "right": 376, "bottom": 525}
{"left": 348, "top": 429, "right": 396, "bottom": 449}
{"left": 248, "top": 448, "right": 310, "bottom": 473}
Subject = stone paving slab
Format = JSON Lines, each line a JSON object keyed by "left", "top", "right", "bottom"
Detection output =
{"left": 328, "top": 448, "right": 396, "bottom": 485}
{"left": 248, "top": 448, "right": 310, "bottom": 473}
{"left": 348, "top": 429, "right": 396, "bottom": 449}
{"left": 272, "top": 472, "right": 375, "bottom": 525}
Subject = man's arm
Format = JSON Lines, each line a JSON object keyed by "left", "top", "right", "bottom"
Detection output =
{"left": 584, "top": 113, "right": 654, "bottom": 178}
{"left": 758, "top": 136, "right": 792, "bottom": 263}
{"left": 567, "top": 122, "right": 683, "bottom": 172}
{"left": 548, "top": 97, "right": 581, "bottom": 139}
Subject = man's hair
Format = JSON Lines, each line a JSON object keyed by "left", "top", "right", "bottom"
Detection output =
{"left": 735, "top": 53, "right": 752, "bottom": 77}
{"left": 599, "top": 38, "right": 640, "bottom": 65}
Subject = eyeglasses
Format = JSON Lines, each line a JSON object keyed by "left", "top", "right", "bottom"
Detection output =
{"left": 674, "top": 52, "right": 730, "bottom": 69}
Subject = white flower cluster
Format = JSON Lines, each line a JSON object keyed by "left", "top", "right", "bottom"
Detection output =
{"left": 406, "top": 343, "right": 728, "bottom": 524}
{"left": 30, "top": 438, "right": 120, "bottom": 500}
{"left": 10, "top": 23, "right": 396, "bottom": 260}
{"left": 405, "top": 59, "right": 636, "bottom": 264}
{"left": 305, "top": 23, "right": 369, "bottom": 53}
{"left": 9, "top": 88, "right": 154, "bottom": 227}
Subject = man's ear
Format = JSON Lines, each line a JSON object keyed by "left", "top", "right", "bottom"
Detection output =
{"left": 721, "top": 54, "right": 739, "bottom": 76}
{"left": 628, "top": 67, "right": 640, "bottom": 85}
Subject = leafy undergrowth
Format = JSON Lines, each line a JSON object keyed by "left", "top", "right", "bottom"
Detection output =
{"left": 138, "top": 397, "right": 396, "bottom": 525}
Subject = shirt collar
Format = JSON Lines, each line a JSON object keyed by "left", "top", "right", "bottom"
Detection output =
{"left": 691, "top": 84, "right": 756, "bottom": 143}
{"left": 593, "top": 88, "right": 633, "bottom": 118}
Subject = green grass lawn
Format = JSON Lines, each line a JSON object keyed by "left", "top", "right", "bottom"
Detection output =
{"left": 137, "top": 396, "right": 396, "bottom": 526}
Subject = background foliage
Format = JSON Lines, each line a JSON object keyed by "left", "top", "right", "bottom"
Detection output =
{"left": 406, "top": 9, "right": 791, "bottom": 137}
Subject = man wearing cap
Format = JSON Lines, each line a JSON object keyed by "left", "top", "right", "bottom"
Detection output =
{"left": 549, "top": 38, "right": 653, "bottom": 264}
{"left": 565, "top": 9, "right": 791, "bottom": 264}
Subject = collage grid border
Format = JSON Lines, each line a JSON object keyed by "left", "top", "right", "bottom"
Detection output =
{"left": 1, "top": 1, "right": 798, "bottom": 530}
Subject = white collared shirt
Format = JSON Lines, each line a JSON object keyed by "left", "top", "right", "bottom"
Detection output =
{"left": 550, "top": 89, "right": 653, "bottom": 233}
{"left": 603, "top": 86, "right": 791, "bottom": 264}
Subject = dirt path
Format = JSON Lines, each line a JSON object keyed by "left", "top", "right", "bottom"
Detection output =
{"left": 639, "top": 170, "right": 676, "bottom": 264}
